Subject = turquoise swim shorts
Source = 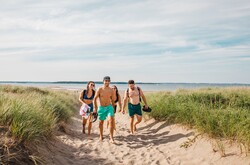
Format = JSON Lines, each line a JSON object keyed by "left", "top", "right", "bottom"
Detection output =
{"left": 98, "top": 104, "right": 114, "bottom": 120}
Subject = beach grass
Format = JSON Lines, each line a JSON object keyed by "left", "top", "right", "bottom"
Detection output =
{"left": 0, "top": 85, "right": 79, "bottom": 142}
{"left": 145, "top": 87, "right": 250, "bottom": 149}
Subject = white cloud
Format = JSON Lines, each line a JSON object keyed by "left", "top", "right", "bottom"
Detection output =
{"left": 0, "top": 0, "right": 250, "bottom": 83}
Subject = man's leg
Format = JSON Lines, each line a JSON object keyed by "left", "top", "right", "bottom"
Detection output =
{"left": 82, "top": 117, "right": 87, "bottom": 134}
{"left": 134, "top": 114, "right": 142, "bottom": 132}
{"left": 109, "top": 116, "right": 115, "bottom": 143}
{"left": 130, "top": 116, "right": 135, "bottom": 134}
{"left": 99, "top": 120, "right": 104, "bottom": 141}
{"left": 107, "top": 116, "right": 116, "bottom": 131}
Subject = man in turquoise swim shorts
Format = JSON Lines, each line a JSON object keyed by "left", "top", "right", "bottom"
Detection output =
{"left": 122, "top": 80, "right": 149, "bottom": 134}
{"left": 93, "top": 76, "right": 116, "bottom": 143}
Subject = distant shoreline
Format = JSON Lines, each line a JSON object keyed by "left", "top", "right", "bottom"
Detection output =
{"left": 1, "top": 82, "right": 250, "bottom": 92}
{"left": 0, "top": 81, "right": 250, "bottom": 85}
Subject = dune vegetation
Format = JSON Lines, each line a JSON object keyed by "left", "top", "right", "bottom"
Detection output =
{"left": 0, "top": 85, "right": 79, "bottom": 164}
{"left": 145, "top": 87, "right": 250, "bottom": 151}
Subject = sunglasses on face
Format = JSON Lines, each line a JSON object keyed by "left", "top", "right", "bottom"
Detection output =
{"left": 90, "top": 84, "right": 95, "bottom": 87}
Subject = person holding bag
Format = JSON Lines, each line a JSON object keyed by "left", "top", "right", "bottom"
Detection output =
{"left": 79, "top": 81, "right": 96, "bottom": 135}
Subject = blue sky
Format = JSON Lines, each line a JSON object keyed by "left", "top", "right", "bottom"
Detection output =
{"left": 0, "top": 0, "right": 250, "bottom": 83}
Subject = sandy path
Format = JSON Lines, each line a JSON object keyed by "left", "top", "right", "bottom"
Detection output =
{"left": 40, "top": 113, "right": 250, "bottom": 165}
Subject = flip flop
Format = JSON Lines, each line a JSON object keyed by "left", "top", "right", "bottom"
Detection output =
{"left": 142, "top": 105, "right": 152, "bottom": 112}
{"left": 91, "top": 112, "right": 98, "bottom": 123}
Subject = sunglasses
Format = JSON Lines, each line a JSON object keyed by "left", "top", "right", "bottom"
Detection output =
{"left": 90, "top": 84, "right": 95, "bottom": 87}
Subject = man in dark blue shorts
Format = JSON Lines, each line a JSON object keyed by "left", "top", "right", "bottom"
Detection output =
{"left": 122, "top": 80, "right": 149, "bottom": 134}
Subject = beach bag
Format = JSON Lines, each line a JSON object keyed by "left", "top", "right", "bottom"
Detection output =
{"left": 79, "top": 104, "right": 91, "bottom": 117}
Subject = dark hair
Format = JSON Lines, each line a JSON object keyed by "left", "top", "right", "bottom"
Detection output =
{"left": 103, "top": 76, "right": 111, "bottom": 81}
{"left": 86, "top": 81, "right": 95, "bottom": 94}
{"left": 128, "top": 80, "right": 135, "bottom": 84}
{"left": 112, "top": 85, "right": 119, "bottom": 103}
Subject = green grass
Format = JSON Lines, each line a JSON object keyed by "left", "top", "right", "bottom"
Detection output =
{"left": 0, "top": 85, "right": 79, "bottom": 142}
{"left": 145, "top": 87, "right": 250, "bottom": 148}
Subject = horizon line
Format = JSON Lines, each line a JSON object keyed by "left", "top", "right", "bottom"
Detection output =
{"left": 0, "top": 81, "right": 250, "bottom": 85}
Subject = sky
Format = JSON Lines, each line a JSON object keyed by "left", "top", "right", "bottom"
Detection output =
{"left": 0, "top": 0, "right": 250, "bottom": 83}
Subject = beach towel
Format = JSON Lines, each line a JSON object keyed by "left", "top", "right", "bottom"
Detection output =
{"left": 80, "top": 104, "right": 91, "bottom": 119}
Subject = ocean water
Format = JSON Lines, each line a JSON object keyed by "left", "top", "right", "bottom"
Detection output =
{"left": 0, "top": 82, "right": 249, "bottom": 91}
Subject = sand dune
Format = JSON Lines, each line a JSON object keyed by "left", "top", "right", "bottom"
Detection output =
{"left": 37, "top": 113, "right": 250, "bottom": 165}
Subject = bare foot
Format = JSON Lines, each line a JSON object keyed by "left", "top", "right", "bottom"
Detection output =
{"left": 88, "top": 135, "right": 93, "bottom": 140}
{"left": 133, "top": 124, "right": 137, "bottom": 132}
{"left": 109, "top": 138, "right": 115, "bottom": 144}
{"left": 99, "top": 136, "right": 104, "bottom": 141}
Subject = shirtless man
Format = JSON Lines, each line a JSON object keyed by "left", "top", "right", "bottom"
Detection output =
{"left": 93, "top": 76, "right": 116, "bottom": 143}
{"left": 122, "top": 80, "right": 149, "bottom": 134}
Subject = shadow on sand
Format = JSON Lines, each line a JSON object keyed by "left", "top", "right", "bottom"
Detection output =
{"left": 115, "top": 121, "right": 194, "bottom": 150}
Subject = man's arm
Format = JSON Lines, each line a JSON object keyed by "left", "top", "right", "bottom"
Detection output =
{"left": 122, "top": 91, "right": 128, "bottom": 114}
{"left": 93, "top": 88, "right": 100, "bottom": 113}
{"left": 140, "top": 89, "right": 149, "bottom": 109}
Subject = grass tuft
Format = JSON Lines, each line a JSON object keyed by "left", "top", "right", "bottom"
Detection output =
{"left": 0, "top": 85, "right": 78, "bottom": 142}
{"left": 145, "top": 87, "right": 250, "bottom": 150}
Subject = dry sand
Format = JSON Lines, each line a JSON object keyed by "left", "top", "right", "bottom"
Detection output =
{"left": 37, "top": 112, "right": 250, "bottom": 165}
